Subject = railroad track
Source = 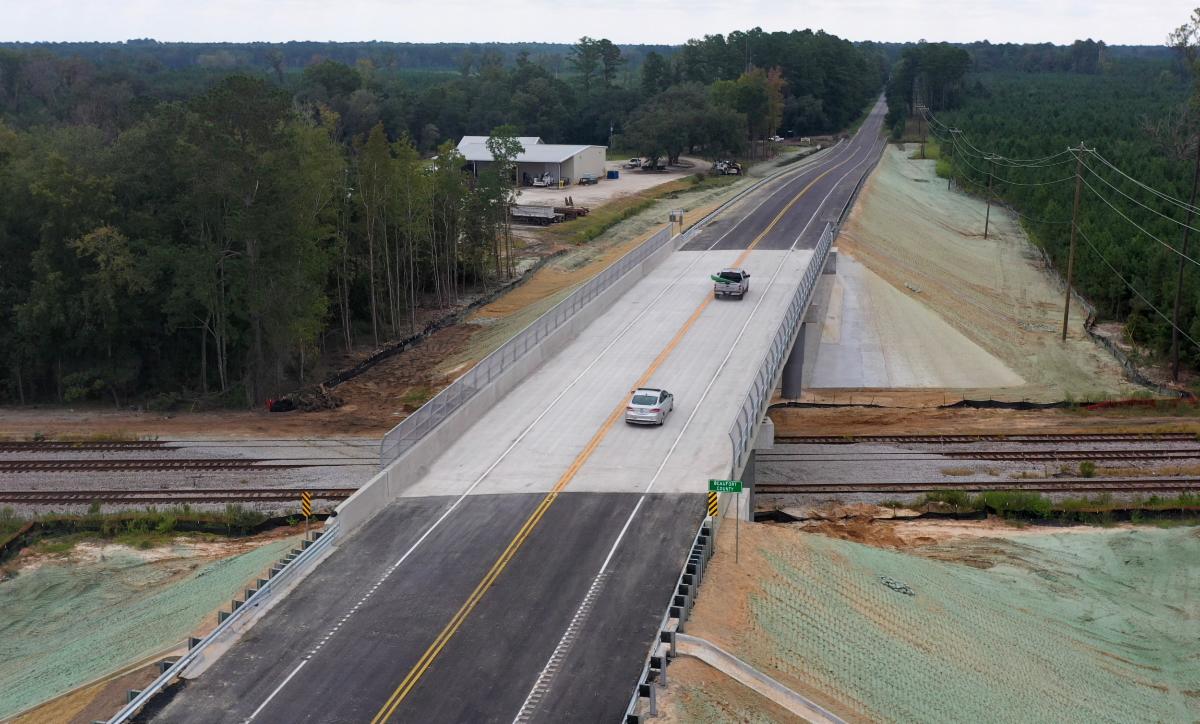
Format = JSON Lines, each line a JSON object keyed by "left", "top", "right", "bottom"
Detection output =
{"left": 764, "top": 449, "right": 1200, "bottom": 462}
{"left": 776, "top": 433, "right": 1197, "bottom": 445}
{"left": 756, "top": 478, "right": 1200, "bottom": 495}
{"left": 0, "top": 459, "right": 299, "bottom": 473}
{"left": 0, "top": 488, "right": 355, "bottom": 504}
{"left": 0, "top": 441, "right": 172, "bottom": 452}
{"left": 945, "top": 449, "right": 1200, "bottom": 462}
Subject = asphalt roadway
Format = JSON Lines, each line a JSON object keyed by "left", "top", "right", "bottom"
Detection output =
{"left": 145, "top": 99, "right": 887, "bottom": 724}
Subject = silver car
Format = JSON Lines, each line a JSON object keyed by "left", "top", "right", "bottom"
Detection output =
{"left": 625, "top": 387, "right": 675, "bottom": 426}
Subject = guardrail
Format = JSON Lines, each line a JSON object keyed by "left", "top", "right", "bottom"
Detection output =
{"left": 379, "top": 223, "right": 673, "bottom": 467}
{"left": 103, "top": 145, "right": 844, "bottom": 724}
{"left": 379, "top": 141, "right": 844, "bottom": 469}
{"left": 727, "top": 222, "right": 835, "bottom": 476}
{"left": 107, "top": 522, "right": 342, "bottom": 724}
{"left": 726, "top": 136, "right": 885, "bottom": 478}
{"left": 622, "top": 506, "right": 721, "bottom": 722}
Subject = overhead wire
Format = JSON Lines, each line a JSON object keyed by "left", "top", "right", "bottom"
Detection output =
{"left": 942, "top": 131, "right": 1074, "bottom": 187}
{"left": 1075, "top": 167, "right": 1200, "bottom": 268}
{"left": 1087, "top": 148, "right": 1200, "bottom": 216}
{"left": 919, "top": 107, "right": 1075, "bottom": 167}
{"left": 1079, "top": 156, "right": 1200, "bottom": 235}
{"left": 1076, "top": 225, "right": 1200, "bottom": 352}
{"left": 923, "top": 100, "right": 1200, "bottom": 348}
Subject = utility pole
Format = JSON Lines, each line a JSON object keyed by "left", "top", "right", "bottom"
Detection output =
{"left": 917, "top": 105, "right": 926, "bottom": 159}
{"left": 984, "top": 155, "right": 997, "bottom": 239}
{"left": 949, "top": 128, "right": 961, "bottom": 191}
{"left": 1062, "top": 143, "right": 1086, "bottom": 341}
{"left": 1171, "top": 135, "right": 1200, "bottom": 381}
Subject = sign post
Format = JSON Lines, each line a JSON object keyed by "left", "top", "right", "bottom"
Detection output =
{"left": 708, "top": 480, "right": 743, "bottom": 562}
{"left": 300, "top": 490, "right": 312, "bottom": 537}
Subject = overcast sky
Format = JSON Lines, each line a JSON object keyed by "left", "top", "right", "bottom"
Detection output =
{"left": 4, "top": 0, "right": 1194, "bottom": 46}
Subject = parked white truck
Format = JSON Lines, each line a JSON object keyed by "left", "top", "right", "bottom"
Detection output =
{"left": 712, "top": 268, "right": 750, "bottom": 299}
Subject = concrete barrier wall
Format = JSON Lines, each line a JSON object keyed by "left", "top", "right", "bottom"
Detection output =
{"left": 334, "top": 227, "right": 683, "bottom": 534}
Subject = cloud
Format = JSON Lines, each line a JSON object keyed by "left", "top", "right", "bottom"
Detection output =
{"left": 2, "top": 0, "right": 1193, "bottom": 45}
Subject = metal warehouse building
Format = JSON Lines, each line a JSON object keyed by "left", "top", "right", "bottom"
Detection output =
{"left": 457, "top": 136, "right": 607, "bottom": 185}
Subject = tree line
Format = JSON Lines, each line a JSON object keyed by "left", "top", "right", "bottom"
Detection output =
{"left": 928, "top": 58, "right": 1200, "bottom": 369}
{"left": 0, "top": 31, "right": 882, "bottom": 407}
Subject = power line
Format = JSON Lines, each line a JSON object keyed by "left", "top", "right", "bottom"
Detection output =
{"left": 1076, "top": 167, "right": 1200, "bottom": 268}
{"left": 920, "top": 107, "right": 1075, "bottom": 167}
{"left": 943, "top": 132, "right": 1074, "bottom": 187}
{"left": 1076, "top": 225, "right": 1200, "bottom": 352}
{"left": 1079, "top": 156, "right": 1200, "bottom": 235}
{"left": 1088, "top": 149, "right": 1200, "bottom": 217}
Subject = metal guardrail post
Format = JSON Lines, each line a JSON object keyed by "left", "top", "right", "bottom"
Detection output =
{"left": 108, "top": 523, "right": 340, "bottom": 723}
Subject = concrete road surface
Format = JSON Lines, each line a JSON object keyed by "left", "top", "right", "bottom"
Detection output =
{"left": 145, "top": 99, "right": 887, "bottom": 724}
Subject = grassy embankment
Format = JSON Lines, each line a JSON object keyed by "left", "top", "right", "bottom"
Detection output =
{"left": 897, "top": 490, "right": 1200, "bottom": 525}
{"left": 543, "top": 173, "right": 741, "bottom": 246}
{"left": 0, "top": 504, "right": 281, "bottom": 562}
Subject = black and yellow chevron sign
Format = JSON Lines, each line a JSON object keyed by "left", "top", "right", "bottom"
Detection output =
{"left": 301, "top": 490, "right": 312, "bottom": 518}
{"left": 706, "top": 491, "right": 718, "bottom": 518}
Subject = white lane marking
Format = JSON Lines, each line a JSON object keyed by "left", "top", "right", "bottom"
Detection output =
{"left": 696, "top": 139, "right": 853, "bottom": 249}
{"left": 240, "top": 179, "right": 772, "bottom": 721}
{"left": 510, "top": 115, "right": 888, "bottom": 724}
{"left": 244, "top": 660, "right": 307, "bottom": 724}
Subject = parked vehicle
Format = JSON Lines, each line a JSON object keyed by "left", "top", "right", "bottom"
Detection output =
{"left": 712, "top": 268, "right": 750, "bottom": 299}
{"left": 714, "top": 160, "right": 742, "bottom": 176}
{"left": 624, "top": 158, "right": 644, "bottom": 169}
{"left": 625, "top": 388, "right": 675, "bottom": 426}
{"left": 578, "top": 173, "right": 598, "bottom": 185}
{"left": 530, "top": 171, "right": 555, "bottom": 187}
{"left": 769, "top": 135, "right": 784, "bottom": 142}
{"left": 510, "top": 204, "right": 565, "bottom": 225}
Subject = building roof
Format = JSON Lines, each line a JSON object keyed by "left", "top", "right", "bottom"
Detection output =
{"left": 458, "top": 136, "right": 543, "bottom": 150}
{"left": 456, "top": 140, "right": 602, "bottom": 164}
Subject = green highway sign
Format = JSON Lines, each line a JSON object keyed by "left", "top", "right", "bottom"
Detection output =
{"left": 708, "top": 479, "right": 743, "bottom": 493}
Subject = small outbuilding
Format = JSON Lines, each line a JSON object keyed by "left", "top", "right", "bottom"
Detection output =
{"left": 457, "top": 136, "right": 607, "bottom": 186}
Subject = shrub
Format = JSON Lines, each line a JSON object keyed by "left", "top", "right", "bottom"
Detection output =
{"left": 974, "top": 491, "right": 1053, "bottom": 518}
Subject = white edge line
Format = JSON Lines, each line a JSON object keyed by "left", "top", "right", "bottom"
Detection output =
{"left": 511, "top": 113, "right": 887, "bottom": 724}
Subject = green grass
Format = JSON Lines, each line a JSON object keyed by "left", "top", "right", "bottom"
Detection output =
{"left": 545, "top": 172, "right": 738, "bottom": 246}
{"left": 606, "top": 148, "right": 640, "bottom": 161}
{"left": 912, "top": 489, "right": 1200, "bottom": 524}
{"left": 3, "top": 504, "right": 271, "bottom": 562}
{"left": 918, "top": 490, "right": 972, "bottom": 510}
{"left": 400, "top": 385, "right": 436, "bottom": 408}
{"left": 0, "top": 507, "right": 22, "bottom": 539}
{"left": 908, "top": 139, "right": 942, "bottom": 161}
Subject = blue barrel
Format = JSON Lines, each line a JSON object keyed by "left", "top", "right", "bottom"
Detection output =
{"left": 607, "top": 169, "right": 619, "bottom": 180}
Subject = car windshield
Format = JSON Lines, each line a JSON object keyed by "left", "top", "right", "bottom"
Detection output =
{"left": 631, "top": 394, "right": 658, "bottom": 405}
{"left": 719, "top": 272, "right": 742, "bottom": 282}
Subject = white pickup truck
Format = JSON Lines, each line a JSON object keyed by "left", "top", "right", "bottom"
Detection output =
{"left": 712, "top": 268, "right": 750, "bottom": 299}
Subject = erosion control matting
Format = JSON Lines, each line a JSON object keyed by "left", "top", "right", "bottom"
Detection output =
{"left": 684, "top": 522, "right": 1199, "bottom": 723}
{"left": 0, "top": 536, "right": 300, "bottom": 719}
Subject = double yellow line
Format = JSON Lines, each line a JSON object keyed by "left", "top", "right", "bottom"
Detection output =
{"left": 370, "top": 145, "right": 863, "bottom": 723}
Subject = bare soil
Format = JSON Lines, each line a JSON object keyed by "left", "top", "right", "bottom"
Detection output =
{"left": 769, "top": 401, "right": 1200, "bottom": 438}
{"left": 11, "top": 659, "right": 161, "bottom": 724}
{"left": 0, "top": 159, "right": 762, "bottom": 444}
{"left": 830, "top": 144, "right": 1135, "bottom": 401}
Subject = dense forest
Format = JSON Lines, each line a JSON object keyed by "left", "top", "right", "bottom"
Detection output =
{"left": 908, "top": 59, "right": 1200, "bottom": 372}
{"left": 0, "top": 31, "right": 884, "bottom": 406}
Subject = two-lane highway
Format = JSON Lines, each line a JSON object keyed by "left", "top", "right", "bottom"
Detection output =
{"left": 146, "top": 98, "right": 887, "bottom": 724}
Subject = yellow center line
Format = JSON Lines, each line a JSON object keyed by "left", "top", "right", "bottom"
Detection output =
{"left": 370, "top": 144, "right": 863, "bottom": 723}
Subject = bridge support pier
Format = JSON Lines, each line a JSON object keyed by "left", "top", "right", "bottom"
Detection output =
{"left": 781, "top": 323, "right": 806, "bottom": 399}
